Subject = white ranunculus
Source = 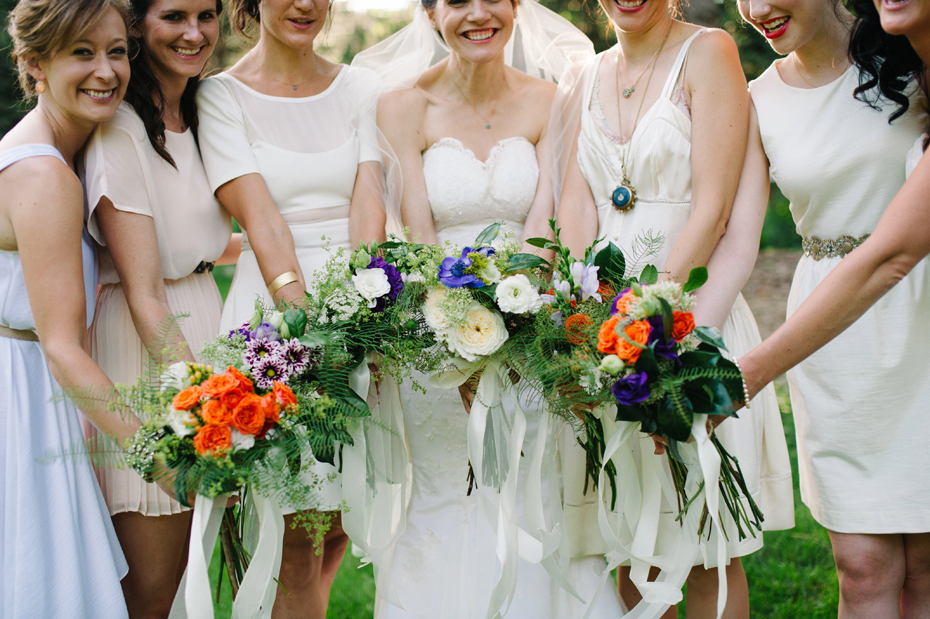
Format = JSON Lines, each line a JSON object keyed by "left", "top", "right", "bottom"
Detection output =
{"left": 495, "top": 274, "right": 543, "bottom": 314}
{"left": 231, "top": 428, "right": 256, "bottom": 452}
{"left": 352, "top": 268, "right": 391, "bottom": 309}
{"left": 422, "top": 287, "right": 451, "bottom": 333}
{"left": 478, "top": 262, "right": 502, "bottom": 285}
{"left": 167, "top": 407, "right": 196, "bottom": 437}
{"left": 447, "top": 302, "right": 508, "bottom": 362}
{"left": 160, "top": 362, "right": 190, "bottom": 393}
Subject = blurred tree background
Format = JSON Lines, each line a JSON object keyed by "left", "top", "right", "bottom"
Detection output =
{"left": 0, "top": 0, "right": 799, "bottom": 247}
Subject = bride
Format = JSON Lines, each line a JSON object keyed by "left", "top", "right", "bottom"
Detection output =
{"left": 354, "top": 1, "right": 623, "bottom": 617}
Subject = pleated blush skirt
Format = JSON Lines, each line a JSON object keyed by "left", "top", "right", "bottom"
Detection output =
{"left": 86, "top": 271, "right": 222, "bottom": 516}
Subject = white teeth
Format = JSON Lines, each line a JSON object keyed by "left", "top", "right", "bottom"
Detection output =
{"left": 763, "top": 16, "right": 788, "bottom": 31}
{"left": 615, "top": 0, "right": 646, "bottom": 8}
{"left": 465, "top": 30, "right": 494, "bottom": 41}
{"left": 174, "top": 47, "right": 200, "bottom": 57}
{"left": 83, "top": 89, "right": 113, "bottom": 100}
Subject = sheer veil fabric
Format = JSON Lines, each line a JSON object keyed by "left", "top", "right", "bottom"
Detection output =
{"left": 350, "top": 3, "right": 610, "bottom": 617}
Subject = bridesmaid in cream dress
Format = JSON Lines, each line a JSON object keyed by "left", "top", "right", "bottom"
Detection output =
{"left": 556, "top": 2, "right": 793, "bottom": 616}
{"left": 81, "top": 0, "right": 233, "bottom": 614}
{"left": 195, "top": 0, "right": 385, "bottom": 615}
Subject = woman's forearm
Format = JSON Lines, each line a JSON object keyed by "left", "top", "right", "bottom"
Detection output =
{"left": 125, "top": 291, "right": 196, "bottom": 365}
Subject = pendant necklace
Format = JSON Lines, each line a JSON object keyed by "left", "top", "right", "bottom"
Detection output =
{"left": 250, "top": 53, "right": 317, "bottom": 91}
{"left": 451, "top": 77, "right": 494, "bottom": 130}
{"left": 611, "top": 23, "right": 672, "bottom": 212}
{"left": 616, "top": 35, "right": 666, "bottom": 99}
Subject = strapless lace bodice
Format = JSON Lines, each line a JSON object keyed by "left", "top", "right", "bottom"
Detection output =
{"left": 423, "top": 137, "right": 538, "bottom": 244}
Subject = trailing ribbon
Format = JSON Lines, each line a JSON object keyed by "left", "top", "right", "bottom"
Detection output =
{"left": 231, "top": 492, "right": 285, "bottom": 618}
{"left": 168, "top": 494, "right": 227, "bottom": 619}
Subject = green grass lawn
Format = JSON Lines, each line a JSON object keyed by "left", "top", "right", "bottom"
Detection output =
{"left": 210, "top": 267, "right": 837, "bottom": 618}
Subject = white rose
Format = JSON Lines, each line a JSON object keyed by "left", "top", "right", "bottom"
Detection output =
{"left": 167, "top": 407, "right": 196, "bottom": 437}
{"left": 447, "top": 302, "right": 508, "bottom": 362}
{"left": 495, "top": 275, "right": 543, "bottom": 314}
{"left": 422, "top": 287, "right": 451, "bottom": 333}
{"left": 231, "top": 428, "right": 256, "bottom": 452}
{"left": 352, "top": 268, "right": 391, "bottom": 309}
{"left": 160, "top": 362, "right": 190, "bottom": 393}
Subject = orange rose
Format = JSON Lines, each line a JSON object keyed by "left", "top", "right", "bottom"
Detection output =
{"left": 200, "top": 373, "right": 239, "bottom": 399}
{"left": 193, "top": 424, "right": 232, "bottom": 456}
{"left": 220, "top": 388, "right": 248, "bottom": 411}
{"left": 273, "top": 382, "right": 297, "bottom": 409}
{"left": 616, "top": 320, "right": 652, "bottom": 364}
{"left": 672, "top": 311, "right": 695, "bottom": 342}
{"left": 597, "top": 316, "right": 621, "bottom": 354}
{"left": 260, "top": 394, "right": 281, "bottom": 425}
{"left": 172, "top": 385, "right": 202, "bottom": 411}
{"left": 232, "top": 393, "right": 266, "bottom": 436}
{"left": 226, "top": 366, "right": 254, "bottom": 393}
{"left": 564, "top": 313, "right": 593, "bottom": 346}
{"left": 201, "top": 399, "right": 233, "bottom": 426}
{"left": 612, "top": 290, "right": 636, "bottom": 315}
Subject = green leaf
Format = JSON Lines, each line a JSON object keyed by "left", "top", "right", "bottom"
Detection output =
{"left": 693, "top": 326, "right": 728, "bottom": 351}
{"left": 379, "top": 241, "right": 403, "bottom": 250}
{"left": 506, "top": 253, "right": 550, "bottom": 272}
{"left": 615, "top": 402, "right": 649, "bottom": 423}
{"left": 475, "top": 283, "right": 498, "bottom": 302}
{"left": 283, "top": 308, "right": 308, "bottom": 339}
{"left": 658, "top": 297, "right": 674, "bottom": 342}
{"left": 299, "top": 331, "right": 328, "bottom": 349}
{"left": 639, "top": 265, "right": 659, "bottom": 285}
{"left": 594, "top": 242, "right": 628, "bottom": 282}
{"left": 682, "top": 267, "right": 709, "bottom": 293}
{"left": 474, "top": 223, "right": 501, "bottom": 246}
{"left": 524, "top": 237, "right": 553, "bottom": 250}
{"left": 657, "top": 392, "right": 693, "bottom": 442}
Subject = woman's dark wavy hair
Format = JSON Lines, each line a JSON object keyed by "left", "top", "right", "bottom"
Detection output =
{"left": 125, "top": 0, "right": 222, "bottom": 167}
{"left": 849, "top": 0, "right": 925, "bottom": 123}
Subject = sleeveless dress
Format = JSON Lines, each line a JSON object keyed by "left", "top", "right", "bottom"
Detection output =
{"left": 377, "top": 137, "right": 624, "bottom": 619}
{"left": 570, "top": 30, "right": 795, "bottom": 562}
{"left": 197, "top": 65, "right": 382, "bottom": 512}
{"left": 751, "top": 63, "right": 930, "bottom": 533}
{"left": 0, "top": 145, "right": 129, "bottom": 618}
{"left": 82, "top": 103, "right": 232, "bottom": 516}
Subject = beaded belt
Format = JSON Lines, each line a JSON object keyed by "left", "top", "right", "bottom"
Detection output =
{"left": 0, "top": 324, "right": 39, "bottom": 342}
{"left": 802, "top": 234, "right": 870, "bottom": 261}
{"left": 194, "top": 261, "right": 215, "bottom": 274}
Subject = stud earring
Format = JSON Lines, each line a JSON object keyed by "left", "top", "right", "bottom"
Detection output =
{"left": 35, "top": 81, "right": 45, "bottom": 93}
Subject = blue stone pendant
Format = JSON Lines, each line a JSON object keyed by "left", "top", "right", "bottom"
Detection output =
{"left": 611, "top": 179, "right": 636, "bottom": 212}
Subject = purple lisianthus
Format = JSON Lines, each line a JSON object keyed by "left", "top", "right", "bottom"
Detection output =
{"left": 250, "top": 321, "right": 282, "bottom": 342}
{"left": 368, "top": 256, "right": 404, "bottom": 311}
{"left": 438, "top": 248, "right": 482, "bottom": 288}
{"left": 245, "top": 337, "right": 283, "bottom": 368}
{"left": 647, "top": 315, "right": 680, "bottom": 364}
{"left": 230, "top": 322, "right": 252, "bottom": 341}
{"left": 251, "top": 354, "right": 289, "bottom": 390}
{"left": 611, "top": 372, "right": 651, "bottom": 406}
{"left": 570, "top": 262, "right": 602, "bottom": 302}
{"left": 610, "top": 288, "right": 631, "bottom": 316}
{"left": 280, "top": 337, "right": 317, "bottom": 376}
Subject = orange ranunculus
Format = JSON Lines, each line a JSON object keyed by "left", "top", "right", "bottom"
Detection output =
{"left": 232, "top": 393, "right": 266, "bottom": 436}
{"left": 260, "top": 394, "right": 281, "bottom": 425}
{"left": 612, "top": 290, "right": 636, "bottom": 315}
{"left": 597, "top": 281, "right": 614, "bottom": 299}
{"left": 273, "top": 381, "right": 297, "bottom": 409}
{"left": 597, "top": 316, "right": 621, "bottom": 354}
{"left": 193, "top": 424, "right": 232, "bottom": 455}
{"left": 220, "top": 387, "right": 248, "bottom": 411}
{"left": 200, "top": 372, "right": 239, "bottom": 399}
{"left": 172, "top": 385, "right": 202, "bottom": 411}
{"left": 226, "top": 366, "right": 254, "bottom": 393}
{"left": 201, "top": 399, "right": 233, "bottom": 426}
{"left": 616, "top": 320, "right": 652, "bottom": 364}
{"left": 672, "top": 311, "right": 696, "bottom": 342}
{"left": 564, "top": 313, "right": 593, "bottom": 346}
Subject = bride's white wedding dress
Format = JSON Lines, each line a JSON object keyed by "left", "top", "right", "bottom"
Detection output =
{"left": 376, "top": 137, "right": 623, "bottom": 619}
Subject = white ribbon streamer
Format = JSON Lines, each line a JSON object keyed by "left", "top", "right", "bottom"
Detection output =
{"left": 168, "top": 494, "right": 227, "bottom": 619}
{"left": 231, "top": 492, "right": 285, "bottom": 619}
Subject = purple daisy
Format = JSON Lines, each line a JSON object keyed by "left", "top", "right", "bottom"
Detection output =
{"left": 245, "top": 337, "right": 283, "bottom": 368}
{"left": 280, "top": 337, "right": 318, "bottom": 376}
{"left": 251, "top": 354, "right": 289, "bottom": 390}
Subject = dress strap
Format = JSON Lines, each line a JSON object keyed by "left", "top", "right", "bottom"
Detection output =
{"left": 660, "top": 28, "right": 707, "bottom": 101}
{"left": 0, "top": 144, "right": 67, "bottom": 173}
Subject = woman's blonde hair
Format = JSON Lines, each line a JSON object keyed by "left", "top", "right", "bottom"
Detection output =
{"left": 6, "top": 0, "right": 130, "bottom": 98}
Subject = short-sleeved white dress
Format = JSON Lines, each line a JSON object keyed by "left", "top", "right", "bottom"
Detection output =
{"left": 83, "top": 103, "right": 232, "bottom": 516}
{"left": 751, "top": 63, "right": 930, "bottom": 533}
{"left": 197, "top": 65, "right": 382, "bottom": 511}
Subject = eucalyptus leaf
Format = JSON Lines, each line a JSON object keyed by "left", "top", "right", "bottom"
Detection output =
{"left": 474, "top": 223, "right": 501, "bottom": 246}
{"left": 640, "top": 265, "right": 659, "bottom": 285}
{"left": 693, "top": 326, "right": 728, "bottom": 351}
{"left": 682, "top": 266, "right": 708, "bottom": 293}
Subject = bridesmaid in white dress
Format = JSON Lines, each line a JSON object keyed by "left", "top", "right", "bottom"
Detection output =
{"left": 702, "top": 0, "right": 930, "bottom": 614}
{"left": 1, "top": 0, "right": 155, "bottom": 616}
{"left": 80, "top": 0, "right": 235, "bottom": 615}
{"left": 556, "top": 2, "right": 794, "bottom": 616}
{"left": 195, "top": 0, "right": 385, "bottom": 614}
{"left": 372, "top": 1, "right": 623, "bottom": 617}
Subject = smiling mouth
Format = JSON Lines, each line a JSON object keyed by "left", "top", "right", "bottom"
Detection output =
{"left": 760, "top": 16, "right": 789, "bottom": 35}
{"left": 614, "top": 0, "right": 647, "bottom": 10}
{"left": 82, "top": 88, "right": 115, "bottom": 101}
{"left": 463, "top": 29, "right": 496, "bottom": 41}
{"left": 173, "top": 46, "right": 203, "bottom": 57}
{"left": 288, "top": 18, "right": 315, "bottom": 27}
